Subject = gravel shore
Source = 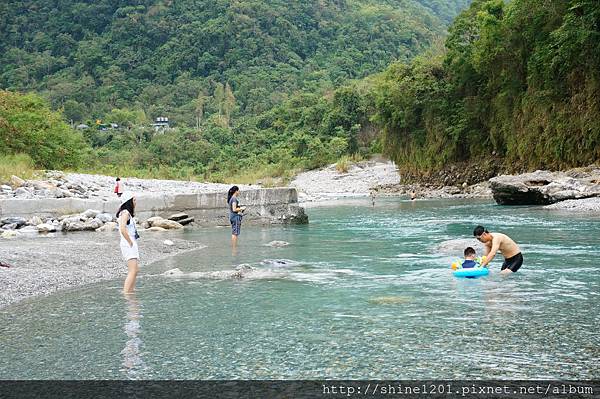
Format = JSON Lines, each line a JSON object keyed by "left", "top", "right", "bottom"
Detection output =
{"left": 0, "top": 231, "right": 201, "bottom": 309}
{"left": 544, "top": 197, "right": 600, "bottom": 213}
{"left": 290, "top": 160, "right": 492, "bottom": 202}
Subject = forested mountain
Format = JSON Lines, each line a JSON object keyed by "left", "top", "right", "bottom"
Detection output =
{"left": 0, "top": 0, "right": 467, "bottom": 121}
{"left": 375, "top": 0, "right": 600, "bottom": 172}
{"left": 0, "top": 0, "right": 469, "bottom": 180}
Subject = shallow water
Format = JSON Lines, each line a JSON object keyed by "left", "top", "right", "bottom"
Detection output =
{"left": 1, "top": 198, "right": 599, "bottom": 379}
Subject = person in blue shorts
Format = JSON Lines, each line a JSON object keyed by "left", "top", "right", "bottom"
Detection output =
{"left": 227, "top": 186, "right": 246, "bottom": 246}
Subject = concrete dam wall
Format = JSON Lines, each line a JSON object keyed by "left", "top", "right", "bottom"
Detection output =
{"left": 0, "top": 188, "right": 308, "bottom": 225}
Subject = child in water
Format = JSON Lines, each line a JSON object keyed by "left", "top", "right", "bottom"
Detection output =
{"left": 461, "top": 247, "right": 479, "bottom": 268}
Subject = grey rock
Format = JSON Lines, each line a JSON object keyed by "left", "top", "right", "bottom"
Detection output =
{"left": 265, "top": 240, "right": 290, "bottom": 247}
{"left": 18, "top": 225, "right": 39, "bottom": 234}
{"left": 490, "top": 169, "right": 600, "bottom": 205}
{"left": 1, "top": 230, "right": 19, "bottom": 239}
{"left": 37, "top": 223, "right": 57, "bottom": 233}
{"left": 62, "top": 216, "right": 82, "bottom": 225}
{"left": 168, "top": 213, "right": 189, "bottom": 221}
{"left": 151, "top": 219, "right": 184, "bottom": 230}
{"left": 14, "top": 187, "right": 33, "bottom": 198}
{"left": 177, "top": 217, "right": 195, "bottom": 226}
{"left": 1, "top": 184, "right": 12, "bottom": 191}
{"left": 60, "top": 189, "right": 74, "bottom": 197}
{"left": 81, "top": 209, "right": 100, "bottom": 219}
{"left": 1, "top": 217, "right": 27, "bottom": 228}
{"left": 3, "top": 223, "right": 18, "bottom": 230}
{"left": 146, "top": 216, "right": 163, "bottom": 227}
{"left": 63, "top": 221, "right": 86, "bottom": 232}
{"left": 95, "top": 213, "right": 114, "bottom": 223}
{"left": 29, "top": 216, "right": 43, "bottom": 226}
{"left": 10, "top": 175, "right": 25, "bottom": 188}
{"left": 96, "top": 222, "right": 117, "bottom": 232}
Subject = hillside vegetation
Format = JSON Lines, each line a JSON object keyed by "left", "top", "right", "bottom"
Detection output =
{"left": 374, "top": 0, "right": 600, "bottom": 172}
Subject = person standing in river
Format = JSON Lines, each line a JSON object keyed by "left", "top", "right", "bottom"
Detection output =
{"left": 473, "top": 225, "right": 523, "bottom": 274}
{"left": 227, "top": 186, "right": 246, "bottom": 247}
{"left": 117, "top": 192, "right": 140, "bottom": 293}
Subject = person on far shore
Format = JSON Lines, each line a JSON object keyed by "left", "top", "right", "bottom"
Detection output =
{"left": 227, "top": 186, "right": 246, "bottom": 247}
{"left": 117, "top": 192, "right": 140, "bottom": 293}
{"left": 474, "top": 225, "right": 523, "bottom": 275}
{"left": 114, "top": 177, "right": 124, "bottom": 197}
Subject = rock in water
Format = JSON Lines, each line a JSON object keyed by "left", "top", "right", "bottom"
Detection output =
{"left": 176, "top": 217, "right": 194, "bottom": 226}
{"left": 164, "top": 239, "right": 174, "bottom": 246}
{"left": 490, "top": 169, "right": 600, "bottom": 205}
{"left": 162, "top": 268, "right": 183, "bottom": 276}
{"left": 369, "top": 296, "right": 411, "bottom": 305}
{"left": 265, "top": 240, "right": 290, "bottom": 247}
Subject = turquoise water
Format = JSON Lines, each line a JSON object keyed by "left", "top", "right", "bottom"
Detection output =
{"left": 1, "top": 198, "right": 599, "bottom": 379}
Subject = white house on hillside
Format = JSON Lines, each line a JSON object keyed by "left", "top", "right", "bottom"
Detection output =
{"left": 151, "top": 116, "right": 170, "bottom": 133}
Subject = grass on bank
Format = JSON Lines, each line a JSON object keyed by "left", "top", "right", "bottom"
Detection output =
{"left": 0, "top": 154, "right": 38, "bottom": 183}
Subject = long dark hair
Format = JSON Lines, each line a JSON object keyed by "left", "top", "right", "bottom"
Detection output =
{"left": 116, "top": 198, "right": 135, "bottom": 224}
{"left": 227, "top": 186, "right": 239, "bottom": 204}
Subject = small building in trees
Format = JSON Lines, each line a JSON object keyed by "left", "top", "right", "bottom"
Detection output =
{"left": 151, "top": 116, "right": 170, "bottom": 133}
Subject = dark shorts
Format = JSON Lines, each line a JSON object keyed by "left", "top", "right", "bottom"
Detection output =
{"left": 230, "top": 214, "right": 242, "bottom": 236}
{"left": 501, "top": 252, "right": 523, "bottom": 272}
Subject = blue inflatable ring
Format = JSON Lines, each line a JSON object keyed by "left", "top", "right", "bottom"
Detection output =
{"left": 453, "top": 267, "right": 489, "bottom": 278}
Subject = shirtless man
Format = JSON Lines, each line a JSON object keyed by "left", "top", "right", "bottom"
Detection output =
{"left": 473, "top": 225, "right": 523, "bottom": 274}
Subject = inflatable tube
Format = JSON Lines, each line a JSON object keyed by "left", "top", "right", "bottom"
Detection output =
{"left": 453, "top": 267, "right": 489, "bottom": 278}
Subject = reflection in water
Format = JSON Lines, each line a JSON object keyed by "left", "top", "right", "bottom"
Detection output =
{"left": 120, "top": 293, "right": 147, "bottom": 379}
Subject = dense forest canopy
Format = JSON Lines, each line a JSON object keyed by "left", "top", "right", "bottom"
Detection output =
{"left": 0, "top": 0, "right": 467, "bottom": 121}
{"left": 374, "top": 0, "right": 600, "bottom": 172}
{"left": 0, "top": 0, "right": 469, "bottom": 180}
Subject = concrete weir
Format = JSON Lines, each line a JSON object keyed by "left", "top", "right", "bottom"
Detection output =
{"left": 0, "top": 188, "right": 308, "bottom": 225}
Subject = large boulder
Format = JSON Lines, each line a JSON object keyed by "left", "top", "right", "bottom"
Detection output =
{"left": 1, "top": 217, "right": 27, "bottom": 228}
{"left": 152, "top": 219, "right": 184, "bottom": 230}
{"left": 63, "top": 219, "right": 102, "bottom": 232}
{"left": 490, "top": 169, "right": 600, "bottom": 205}
{"left": 10, "top": 175, "right": 25, "bottom": 188}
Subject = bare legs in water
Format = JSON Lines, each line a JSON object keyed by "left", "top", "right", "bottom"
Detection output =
{"left": 124, "top": 258, "right": 139, "bottom": 293}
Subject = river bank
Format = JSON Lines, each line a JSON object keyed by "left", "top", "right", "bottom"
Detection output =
{"left": 290, "top": 159, "right": 493, "bottom": 202}
{"left": 290, "top": 159, "right": 600, "bottom": 213}
{"left": 0, "top": 231, "right": 200, "bottom": 309}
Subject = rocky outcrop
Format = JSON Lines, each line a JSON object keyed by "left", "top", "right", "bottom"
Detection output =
{"left": 490, "top": 167, "right": 600, "bottom": 205}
